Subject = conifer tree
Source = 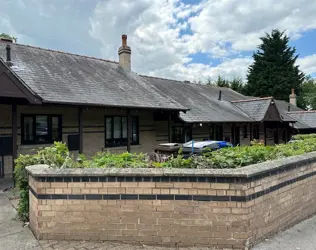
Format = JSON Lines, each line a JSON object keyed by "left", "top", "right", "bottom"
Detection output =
{"left": 245, "top": 30, "right": 304, "bottom": 104}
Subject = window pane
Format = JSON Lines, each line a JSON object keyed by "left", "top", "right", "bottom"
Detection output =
{"left": 172, "top": 127, "right": 183, "bottom": 143}
{"left": 113, "top": 117, "right": 121, "bottom": 139}
{"left": 36, "top": 116, "right": 49, "bottom": 142}
{"left": 23, "top": 117, "right": 34, "bottom": 141}
{"left": 106, "top": 118, "right": 112, "bottom": 139}
{"left": 52, "top": 116, "right": 60, "bottom": 141}
{"left": 184, "top": 128, "right": 192, "bottom": 142}
{"left": 122, "top": 117, "right": 127, "bottom": 138}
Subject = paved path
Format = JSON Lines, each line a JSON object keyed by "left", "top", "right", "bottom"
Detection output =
{"left": 253, "top": 216, "right": 316, "bottom": 250}
{"left": 0, "top": 190, "right": 41, "bottom": 250}
{"left": 1, "top": 185, "right": 316, "bottom": 250}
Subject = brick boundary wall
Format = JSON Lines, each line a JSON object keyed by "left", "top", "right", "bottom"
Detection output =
{"left": 27, "top": 152, "right": 316, "bottom": 249}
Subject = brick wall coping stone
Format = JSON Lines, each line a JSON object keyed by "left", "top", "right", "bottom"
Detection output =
{"left": 26, "top": 151, "right": 316, "bottom": 179}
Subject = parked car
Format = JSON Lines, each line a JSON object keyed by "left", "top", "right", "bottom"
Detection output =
{"left": 182, "top": 140, "right": 233, "bottom": 158}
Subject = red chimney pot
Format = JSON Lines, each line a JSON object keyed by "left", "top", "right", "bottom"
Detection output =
{"left": 122, "top": 34, "right": 127, "bottom": 46}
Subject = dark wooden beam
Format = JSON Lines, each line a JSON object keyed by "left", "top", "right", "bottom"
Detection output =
{"left": 127, "top": 109, "right": 131, "bottom": 153}
{"left": 212, "top": 124, "right": 215, "bottom": 140}
{"left": 168, "top": 112, "right": 172, "bottom": 143}
{"left": 264, "top": 123, "right": 267, "bottom": 146}
{"left": 276, "top": 122, "right": 279, "bottom": 144}
{"left": 249, "top": 123, "right": 253, "bottom": 141}
{"left": 12, "top": 104, "right": 17, "bottom": 179}
{"left": 78, "top": 107, "right": 83, "bottom": 154}
{"left": 231, "top": 123, "right": 235, "bottom": 145}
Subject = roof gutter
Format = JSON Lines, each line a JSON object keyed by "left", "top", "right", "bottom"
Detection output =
{"left": 42, "top": 100, "right": 190, "bottom": 112}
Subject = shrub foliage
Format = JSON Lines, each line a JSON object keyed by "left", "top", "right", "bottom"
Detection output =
{"left": 14, "top": 142, "right": 79, "bottom": 221}
{"left": 14, "top": 135, "right": 316, "bottom": 221}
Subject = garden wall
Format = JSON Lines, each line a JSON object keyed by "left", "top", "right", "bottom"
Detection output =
{"left": 27, "top": 152, "right": 316, "bottom": 249}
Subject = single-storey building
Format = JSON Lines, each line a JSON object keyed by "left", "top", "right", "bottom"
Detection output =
{"left": 0, "top": 35, "right": 306, "bottom": 179}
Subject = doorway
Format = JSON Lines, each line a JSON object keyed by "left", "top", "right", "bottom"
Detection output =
{"left": 172, "top": 126, "right": 192, "bottom": 143}
{"left": 232, "top": 126, "right": 240, "bottom": 146}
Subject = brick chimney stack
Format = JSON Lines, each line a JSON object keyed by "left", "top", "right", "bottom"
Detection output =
{"left": 289, "top": 88, "right": 297, "bottom": 107}
{"left": 118, "top": 34, "right": 131, "bottom": 71}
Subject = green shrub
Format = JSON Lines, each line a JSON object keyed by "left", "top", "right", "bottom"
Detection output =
{"left": 205, "top": 137, "right": 316, "bottom": 169}
{"left": 15, "top": 135, "right": 316, "bottom": 221}
{"left": 204, "top": 143, "right": 276, "bottom": 168}
{"left": 292, "top": 134, "right": 316, "bottom": 140}
{"left": 89, "top": 152, "right": 149, "bottom": 168}
{"left": 163, "top": 153, "right": 193, "bottom": 168}
{"left": 14, "top": 142, "right": 78, "bottom": 221}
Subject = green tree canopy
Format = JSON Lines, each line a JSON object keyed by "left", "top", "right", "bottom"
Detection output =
{"left": 230, "top": 77, "right": 244, "bottom": 93}
{"left": 244, "top": 29, "right": 304, "bottom": 106}
{"left": 301, "top": 75, "right": 316, "bottom": 110}
{"left": 206, "top": 77, "right": 212, "bottom": 85}
{"left": 0, "top": 33, "right": 17, "bottom": 42}
{"left": 204, "top": 76, "right": 245, "bottom": 94}
{"left": 214, "top": 75, "right": 230, "bottom": 87}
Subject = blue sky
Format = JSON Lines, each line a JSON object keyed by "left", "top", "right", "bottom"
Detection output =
{"left": 1, "top": 0, "right": 316, "bottom": 81}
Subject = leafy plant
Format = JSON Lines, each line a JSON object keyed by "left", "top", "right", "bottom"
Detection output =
{"left": 292, "top": 134, "right": 316, "bottom": 140}
{"left": 14, "top": 142, "right": 78, "bottom": 221}
{"left": 89, "top": 151, "right": 149, "bottom": 168}
{"left": 16, "top": 135, "right": 316, "bottom": 222}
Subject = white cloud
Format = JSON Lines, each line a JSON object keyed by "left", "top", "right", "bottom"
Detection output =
{"left": 189, "top": 0, "right": 316, "bottom": 52}
{"left": 297, "top": 55, "right": 316, "bottom": 76}
{"left": 89, "top": 0, "right": 316, "bottom": 82}
{"left": 2, "top": 0, "right": 316, "bottom": 82}
{"left": 89, "top": 0, "right": 194, "bottom": 76}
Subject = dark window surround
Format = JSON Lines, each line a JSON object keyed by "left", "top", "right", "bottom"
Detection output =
{"left": 243, "top": 125, "right": 248, "bottom": 138}
{"left": 105, "top": 116, "right": 139, "bottom": 147}
{"left": 171, "top": 124, "right": 192, "bottom": 143}
{"left": 215, "top": 125, "right": 223, "bottom": 141}
{"left": 252, "top": 124, "right": 260, "bottom": 140}
{"left": 21, "top": 114, "right": 62, "bottom": 145}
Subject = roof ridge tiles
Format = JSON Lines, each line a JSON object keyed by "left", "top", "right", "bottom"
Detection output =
{"left": 139, "top": 74, "right": 187, "bottom": 83}
{"left": 139, "top": 74, "right": 231, "bottom": 90}
{"left": 231, "top": 97, "right": 273, "bottom": 103}
{"left": 287, "top": 110, "right": 316, "bottom": 113}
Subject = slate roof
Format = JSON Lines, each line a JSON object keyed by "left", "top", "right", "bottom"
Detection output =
{"left": 0, "top": 41, "right": 309, "bottom": 126}
{"left": 230, "top": 97, "right": 273, "bottom": 122}
{"left": 275, "top": 100, "right": 302, "bottom": 113}
{"left": 0, "top": 43, "right": 187, "bottom": 110}
{"left": 287, "top": 111, "right": 316, "bottom": 129}
{"left": 141, "top": 75, "right": 252, "bottom": 123}
{"left": 273, "top": 100, "right": 302, "bottom": 123}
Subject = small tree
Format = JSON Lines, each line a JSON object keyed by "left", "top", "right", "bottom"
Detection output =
{"left": 214, "top": 75, "right": 230, "bottom": 87}
{"left": 230, "top": 77, "right": 244, "bottom": 93}
{"left": 206, "top": 77, "right": 212, "bottom": 85}
{"left": 245, "top": 29, "right": 304, "bottom": 105}
{"left": 301, "top": 76, "right": 316, "bottom": 110}
{"left": 0, "top": 33, "right": 17, "bottom": 42}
